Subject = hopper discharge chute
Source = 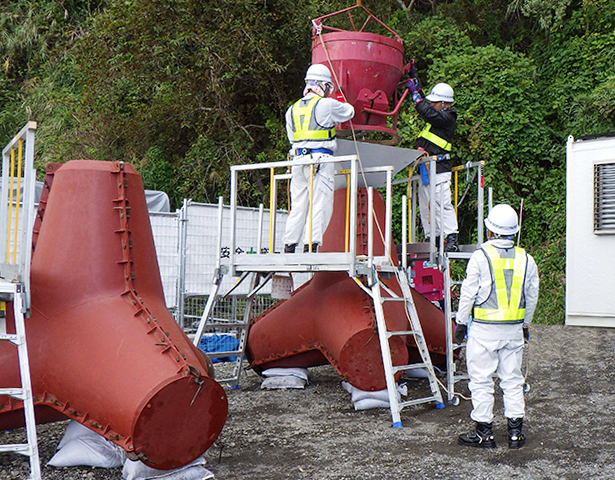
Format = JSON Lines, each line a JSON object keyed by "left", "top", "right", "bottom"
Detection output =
{"left": 311, "top": 3, "right": 411, "bottom": 145}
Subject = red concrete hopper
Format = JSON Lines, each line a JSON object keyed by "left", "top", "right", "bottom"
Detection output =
{"left": 311, "top": 4, "right": 411, "bottom": 144}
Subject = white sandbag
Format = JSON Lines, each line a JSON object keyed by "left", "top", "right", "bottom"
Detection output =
{"left": 261, "top": 375, "right": 307, "bottom": 390}
{"left": 261, "top": 367, "right": 309, "bottom": 381}
{"left": 351, "top": 388, "right": 391, "bottom": 403}
{"left": 48, "top": 436, "right": 126, "bottom": 468}
{"left": 406, "top": 367, "right": 429, "bottom": 378}
{"left": 260, "top": 367, "right": 309, "bottom": 389}
{"left": 353, "top": 398, "right": 392, "bottom": 410}
{"left": 56, "top": 420, "right": 97, "bottom": 450}
{"left": 122, "top": 456, "right": 214, "bottom": 480}
{"left": 340, "top": 381, "right": 408, "bottom": 410}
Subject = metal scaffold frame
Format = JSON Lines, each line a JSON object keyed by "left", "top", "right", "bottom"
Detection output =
{"left": 192, "top": 153, "right": 446, "bottom": 426}
{"left": 0, "top": 122, "right": 41, "bottom": 480}
{"left": 147, "top": 152, "right": 490, "bottom": 418}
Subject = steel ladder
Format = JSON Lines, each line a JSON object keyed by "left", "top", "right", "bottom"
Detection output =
{"left": 0, "top": 286, "right": 41, "bottom": 480}
{"left": 364, "top": 265, "right": 445, "bottom": 427}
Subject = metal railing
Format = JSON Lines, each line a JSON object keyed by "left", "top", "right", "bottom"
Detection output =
{"left": 395, "top": 156, "right": 486, "bottom": 264}
{"left": 228, "top": 154, "right": 397, "bottom": 276}
{"left": 0, "top": 122, "right": 37, "bottom": 311}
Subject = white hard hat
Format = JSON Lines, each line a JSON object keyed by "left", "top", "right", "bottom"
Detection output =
{"left": 305, "top": 64, "right": 333, "bottom": 84}
{"left": 426, "top": 83, "right": 454, "bottom": 103}
{"left": 484, "top": 204, "right": 519, "bottom": 236}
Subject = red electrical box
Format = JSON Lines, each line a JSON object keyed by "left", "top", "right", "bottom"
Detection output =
{"left": 411, "top": 261, "right": 444, "bottom": 302}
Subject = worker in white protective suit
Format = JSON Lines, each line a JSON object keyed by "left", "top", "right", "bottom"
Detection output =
{"left": 282, "top": 64, "right": 354, "bottom": 253}
{"left": 406, "top": 73, "right": 459, "bottom": 252}
{"left": 453, "top": 204, "right": 539, "bottom": 449}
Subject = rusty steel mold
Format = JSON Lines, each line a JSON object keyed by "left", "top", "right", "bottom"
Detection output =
{"left": 0, "top": 160, "right": 227, "bottom": 470}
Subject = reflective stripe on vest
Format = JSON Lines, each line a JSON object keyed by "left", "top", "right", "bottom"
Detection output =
{"left": 418, "top": 124, "right": 452, "bottom": 151}
{"left": 291, "top": 96, "right": 336, "bottom": 142}
{"left": 473, "top": 245, "right": 528, "bottom": 324}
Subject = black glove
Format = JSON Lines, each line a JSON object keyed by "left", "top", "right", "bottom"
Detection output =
{"left": 453, "top": 324, "right": 467, "bottom": 344}
{"left": 523, "top": 327, "right": 530, "bottom": 344}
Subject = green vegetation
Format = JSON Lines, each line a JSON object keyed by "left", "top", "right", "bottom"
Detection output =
{"left": 2, "top": 0, "right": 615, "bottom": 324}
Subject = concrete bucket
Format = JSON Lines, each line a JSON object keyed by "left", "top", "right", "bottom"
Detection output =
{"left": 0, "top": 160, "right": 227, "bottom": 470}
{"left": 311, "top": 4, "right": 411, "bottom": 145}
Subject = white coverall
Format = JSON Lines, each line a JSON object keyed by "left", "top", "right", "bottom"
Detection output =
{"left": 282, "top": 93, "right": 354, "bottom": 247}
{"left": 418, "top": 171, "right": 458, "bottom": 239}
{"left": 456, "top": 238, "right": 539, "bottom": 423}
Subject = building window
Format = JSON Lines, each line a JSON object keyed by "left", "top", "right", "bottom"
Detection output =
{"left": 594, "top": 163, "right": 615, "bottom": 233}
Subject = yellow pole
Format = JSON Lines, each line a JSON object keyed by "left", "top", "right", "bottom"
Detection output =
{"left": 454, "top": 170, "right": 459, "bottom": 215}
{"left": 308, "top": 164, "right": 314, "bottom": 252}
{"left": 345, "top": 173, "right": 350, "bottom": 252}
{"left": 407, "top": 168, "right": 412, "bottom": 244}
{"left": 269, "top": 168, "right": 275, "bottom": 254}
{"left": 12, "top": 140, "right": 24, "bottom": 264}
{"left": 6, "top": 149, "right": 16, "bottom": 263}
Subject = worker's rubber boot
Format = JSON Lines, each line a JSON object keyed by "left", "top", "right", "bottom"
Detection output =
{"left": 458, "top": 422, "right": 497, "bottom": 448}
{"left": 284, "top": 243, "right": 297, "bottom": 253}
{"left": 444, "top": 233, "right": 459, "bottom": 252}
{"left": 507, "top": 417, "right": 526, "bottom": 449}
{"left": 303, "top": 243, "right": 318, "bottom": 253}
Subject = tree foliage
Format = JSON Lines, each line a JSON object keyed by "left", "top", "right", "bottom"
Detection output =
{"left": 3, "top": 0, "right": 615, "bottom": 324}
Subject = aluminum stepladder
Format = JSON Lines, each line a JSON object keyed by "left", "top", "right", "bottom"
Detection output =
{"left": 0, "top": 121, "right": 40, "bottom": 479}
{"left": 358, "top": 187, "right": 444, "bottom": 428}
{"left": 0, "top": 286, "right": 41, "bottom": 480}
{"left": 192, "top": 270, "right": 264, "bottom": 388}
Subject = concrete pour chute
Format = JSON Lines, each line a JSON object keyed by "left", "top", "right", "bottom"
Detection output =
{"left": 0, "top": 160, "right": 228, "bottom": 470}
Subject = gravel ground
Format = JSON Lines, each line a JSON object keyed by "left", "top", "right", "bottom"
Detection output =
{"left": 2, "top": 324, "right": 615, "bottom": 480}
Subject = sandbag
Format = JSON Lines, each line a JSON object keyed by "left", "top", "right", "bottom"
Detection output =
{"left": 49, "top": 421, "right": 126, "bottom": 468}
{"left": 123, "top": 456, "right": 214, "bottom": 480}
{"left": 260, "top": 367, "right": 309, "bottom": 390}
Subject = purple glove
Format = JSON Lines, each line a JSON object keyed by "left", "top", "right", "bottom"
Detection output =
{"left": 409, "top": 60, "right": 416, "bottom": 79}
{"left": 405, "top": 78, "right": 420, "bottom": 94}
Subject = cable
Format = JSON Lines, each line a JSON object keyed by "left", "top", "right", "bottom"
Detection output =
{"left": 316, "top": 22, "right": 473, "bottom": 404}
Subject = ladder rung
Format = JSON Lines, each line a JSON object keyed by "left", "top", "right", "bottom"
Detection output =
{"left": 0, "top": 443, "right": 33, "bottom": 455}
{"left": 0, "top": 388, "right": 27, "bottom": 399}
{"left": 204, "top": 322, "right": 248, "bottom": 329}
{"left": 392, "top": 363, "right": 426, "bottom": 373}
{"left": 381, "top": 297, "right": 405, "bottom": 302}
{"left": 398, "top": 396, "right": 441, "bottom": 409}
{"left": 386, "top": 331, "right": 421, "bottom": 337}
{"left": 205, "top": 350, "right": 243, "bottom": 358}
{"left": 0, "top": 333, "right": 21, "bottom": 343}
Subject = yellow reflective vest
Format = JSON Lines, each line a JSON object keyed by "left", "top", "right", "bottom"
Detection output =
{"left": 418, "top": 124, "right": 452, "bottom": 151}
{"left": 473, "top": 245, "right": 528, "bottom": 324}
{"left": 291, "top": 96, "right": 335, "bottom": 142}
